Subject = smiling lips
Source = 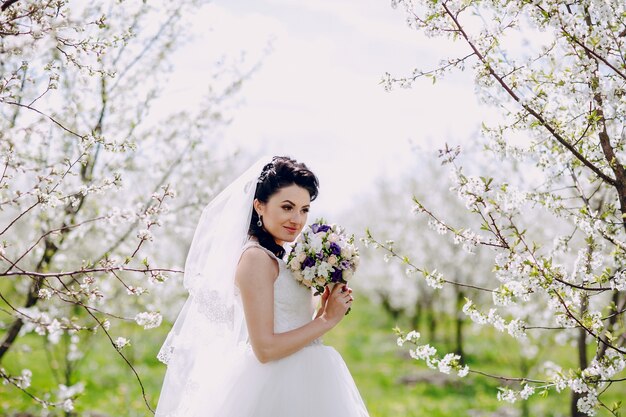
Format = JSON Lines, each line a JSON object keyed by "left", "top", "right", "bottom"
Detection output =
{"left": 284, "top": 226, "right": 297, "bottom": 233}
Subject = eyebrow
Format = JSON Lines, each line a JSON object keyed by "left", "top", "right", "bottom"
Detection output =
{"left": 281, "top": 199, "right": 310, "bottom": 208}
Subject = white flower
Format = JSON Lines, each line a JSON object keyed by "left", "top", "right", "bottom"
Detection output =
{"left": 114, "top": 337, "right": 130, "bottom": 349}
{"left": 585, "top": 311, "right": 604, "bottom": 333}
{"left": 577, "top": 392, "right": 598, "bottom": 416}
{"left": 520, "top": 384, "right": 535, "bottom": 400}
{"left": 62, "top": 399, "right": 74, "bottom": 412}
{"left": 405, "top": 330, "right": 421, "bottom": 342}
{"left": 16, "top": 369, "right": 32, "bottom": 389}
{"left": 136, "top": 229, "right": 153, "bottom": 242}
{"left": 328, "top": 233, "right": 339, "bottom": 243}
{"left": 462, "top": 299, "right": 487, "bottom": 324}
{"left": 427, "top": 218, "right": 447, "bottom": 235}
{"left": 492, "top": 287, "right": 513, "bottom": 306}
{"left": 343, "top": 269, "right": 354, "bottom": 281}
{"left": 553, "top": 376, "right": 567, "bottom": 392}
{"left": 409, "top": 344, "right": 437, "bottom": 360}
{"left": 610, "top": 270, "right": 626, "bottom": 291}
{"left": 497, "top": 388, "right": 517, "bottom": 403}
{"left": 308, "top": 234, "right": 324, "bottom": 252}
{"left": 126, "top": 285, "right": 146, "bottom": 296}
{"left": 57, "top": 382, "right": 84, "bottom": 401}
{"left": 487, "top": 309, "right": 506, "bottom": 332}
{"left": 425, "top": 269, "right": 444, "bottom": 289}
{"left": 47, "top": 319, "right": 63, "bottom": 344}
{"left": 296, "top": 252, "right": 307, "bottom": 263}
{"left": 38, "top": 288, "right": 53, "bottom": 300}
{"left": 314, "top": 276, "right": 326, "bottom": 286}
{"left": 134, "top": 312, "right": 162, "bottom": 329}
{"left": 438, "top": 353, "right": 460, "bottom": 374}
{"left": 568, "top": 378, "right": 588, "bottom": 394}
{"left": 288, "top": 257, "right": 300, "bottom": 270}
{"left": 317, "top": 261, "right": 333, "bottom": 277}
{"left": 458, "top": 365, "right": 469, "bottom": 377}
{"left": 327, "top": 255, "right": 338, "bottom": 266}
{"left": 506, "top": 319, "right": 527, "bottom": 339}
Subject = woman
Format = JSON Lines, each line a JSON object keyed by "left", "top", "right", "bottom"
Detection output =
{"left": 155, "top": 156, "right": 369, "bottom": 417}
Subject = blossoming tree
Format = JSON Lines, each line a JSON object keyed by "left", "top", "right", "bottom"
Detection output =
{"left": 0, "top": 0, "right": 257, "bottom": 413}
{"left": 367, "top": 1, "right": 626, "bottom": 416}
{"left": 351, "top": 155, "right": 496, "bottom": 357}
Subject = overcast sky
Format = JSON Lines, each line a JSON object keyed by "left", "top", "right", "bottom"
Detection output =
{"left": 160, "top": 0, "right": 487, "bottom": 220}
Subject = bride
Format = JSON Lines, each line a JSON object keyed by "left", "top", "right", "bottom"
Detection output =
{"left": 154, "top": 156, "right": 370, "bottom": 417}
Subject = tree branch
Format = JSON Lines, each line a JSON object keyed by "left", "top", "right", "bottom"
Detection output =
{"left": 437, "top": 2, "right": 617, "bottom": 187}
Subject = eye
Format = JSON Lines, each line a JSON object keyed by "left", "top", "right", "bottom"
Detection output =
{"left": 282, "top": 205, "right": 293, "bottom": 211}
{"left": 302, "top": 208, "right": 309, "bottom": 213}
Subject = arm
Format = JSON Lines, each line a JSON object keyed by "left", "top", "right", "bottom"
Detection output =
{"left": 236, "top": 248, "right": 352, "bottom": 363}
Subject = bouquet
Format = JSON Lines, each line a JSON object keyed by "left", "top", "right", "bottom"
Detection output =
{"left": 286, "top": 219, "right": 359, "bottom": 312}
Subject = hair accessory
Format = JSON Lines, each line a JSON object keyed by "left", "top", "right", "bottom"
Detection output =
{"left": 257, "top": 161, "right": 275, "bottom": 183}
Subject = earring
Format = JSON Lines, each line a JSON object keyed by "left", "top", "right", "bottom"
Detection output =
{"left": 257, "top": 215, "right": 263, "bottom": 227}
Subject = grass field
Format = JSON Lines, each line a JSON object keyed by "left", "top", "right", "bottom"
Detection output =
{"left": 1, "top": 296, "right": 623, "bottom": 417}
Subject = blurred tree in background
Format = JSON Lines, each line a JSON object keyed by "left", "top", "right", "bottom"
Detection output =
{"left": 0, "top": 0, "right": 259, "bottom": 414}
{"left": 366, "top": 1, "right": 626, "bottom": 416}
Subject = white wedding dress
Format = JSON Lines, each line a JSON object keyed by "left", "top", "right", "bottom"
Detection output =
{"left": 196, "top": 239, "right": 370, "bottom": 417}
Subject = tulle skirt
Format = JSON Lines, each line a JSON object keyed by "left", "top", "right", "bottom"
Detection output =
{"left": 199, "top": 343, "right": 370, "bottom": 417}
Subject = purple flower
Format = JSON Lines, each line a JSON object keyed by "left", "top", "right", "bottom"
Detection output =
{"left": 316, "top": 251, "right": 324, "bottom": 260}
{"left": 311, "top": 223, "right": 331, "bottom": 234}
{"left": 339, "top": 260, "right": 351, "bottom": 270}
{"left": 330, "top": 267, "right": 343, "bottom": 283}
{"left": 329, "top": 242, "right": 341, "bottom": 256}
{"left": 301, "top": 256, "right": 316, "bottom": 270}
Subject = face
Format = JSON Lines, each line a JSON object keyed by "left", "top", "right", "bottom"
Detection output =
{"left": 254, "top": 184, "right": 311, "bottom": 246}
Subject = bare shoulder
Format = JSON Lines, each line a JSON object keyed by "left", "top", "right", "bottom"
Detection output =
{"left": 236, "top": 246, "right": 279, "bottom": 289}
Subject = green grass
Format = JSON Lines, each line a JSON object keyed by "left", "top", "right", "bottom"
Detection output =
{"left": 1, "top": 297, "right": 624, "bottom": 417}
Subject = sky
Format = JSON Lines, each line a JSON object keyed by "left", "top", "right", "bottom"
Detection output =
{"left": 160, "top": 0, "right": 487, "bottom": 220}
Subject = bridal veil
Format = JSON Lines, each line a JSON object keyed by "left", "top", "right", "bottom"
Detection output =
{"left": 154, "top": 156, "right": 269, "bottom": 417}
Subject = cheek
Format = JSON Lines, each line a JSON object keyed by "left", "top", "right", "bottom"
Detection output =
{"left": 268, "top": 208, "right": 288, "bottom": 222}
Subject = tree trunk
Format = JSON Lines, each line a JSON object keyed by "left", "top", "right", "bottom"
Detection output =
{"left": 410, "top": 300, "right": 422, "bottom": 331}
{"left": 454, "top": 289, "right": 465, "bottom": 359}
{"left": 571, "top": 294, "right": 589, "bottom": 417}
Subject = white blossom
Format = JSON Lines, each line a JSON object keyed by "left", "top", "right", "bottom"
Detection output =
{"left": 519, "top": 384, "right": 535, "bottom": 400}
{"left": 38, "top": 288, "right": 53, "bottom": 300}
{"left": 424, "top": 269, "right": 444, "bottom": 289}
{"left": 114, "top": 337, "right": 130, "bottom": 349}
{"left": 136, "top": 229, "right": 153, "bottom": 242}
{"left": 134, "top": 311, "right": 162, "bottom": 329}
{"left": 577, "top": 392, "right": 598, "bottom": 416}
{"left": 16, "top": 369, "right": 32, "bottom": 389}
{"left": 62, "top": 399, "right": 74, "bottom": 412}
{"left": 497, "top": 387, "right": 517, "bottom": 403}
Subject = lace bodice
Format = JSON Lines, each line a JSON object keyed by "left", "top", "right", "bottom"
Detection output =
{"left": 236, "top": 240, "right": 322, "bottom": 346}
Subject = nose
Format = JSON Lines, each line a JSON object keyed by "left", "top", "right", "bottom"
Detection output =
{"left": 290, "top": 210, "right": 305, "bottom": 224}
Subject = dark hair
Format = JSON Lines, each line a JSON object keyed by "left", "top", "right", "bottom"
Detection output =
{"left": 249, "top": 156, "right": 319, "bottom": 258}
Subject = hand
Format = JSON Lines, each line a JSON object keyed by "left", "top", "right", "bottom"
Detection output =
{"left": 321, "top": 283, "right": 353, "bottom": 326}
{"left": 314, "top": 285, "right": 331, "bottom": 319}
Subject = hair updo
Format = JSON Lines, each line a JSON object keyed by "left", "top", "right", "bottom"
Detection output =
{"left": 249, "top": 156, "right": 319, "bottom": 258}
